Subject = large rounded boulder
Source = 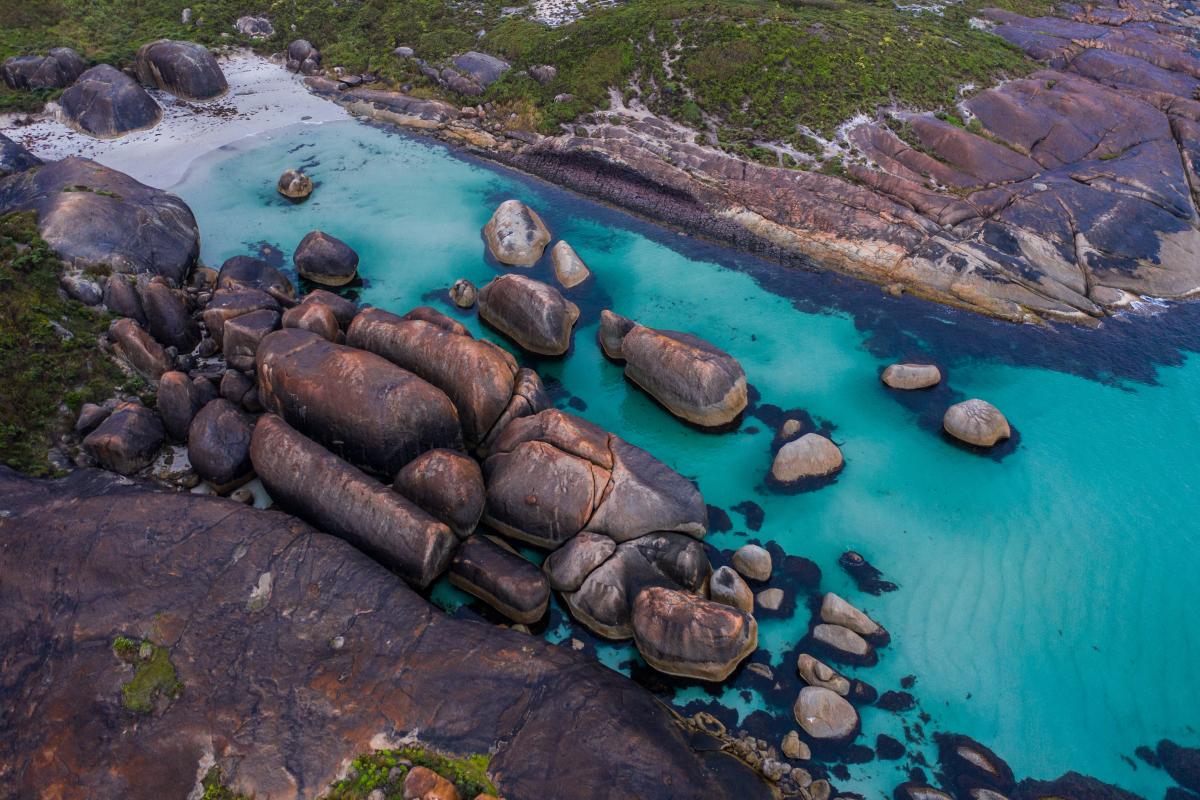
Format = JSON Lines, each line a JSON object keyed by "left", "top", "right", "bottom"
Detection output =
{"left": 59, "top": 65, "right": 161, "bottom": 138}
{"left": 943, "top": 399, "right": 1010, "bottom": 447}
{"left": 0, "top": 157, "right": 198, "bottom": 283}
{"left": 478, "top": 273, "right": 579, "bottom": 356}
{"left": 187, "top": 398, "right": 254, "bottom": 489}
{"left": 81, "top": 402, "right": 165, "bottom": 476}
{"left": 2, "top": 48, "right": 85, "bottom": 90}
{"left": 135, "top": 40, "right": 228, "bottom": 100}
{"left": 392, "top": 448, "right": 485, "bottom": 538}
{"left": 631, "top": 586, "right": 757, "bottom": 681}
{"left": 255, "top": 328, "right": 463, "bottom": 475}
{"left": 483, "top": 199, "right": 551, "bottom": 266}
{"left": 217, "top": 255, "right": 296, "bottom": 302}
{"left": 449, "top": 534, "right": 550, "bottom": 624}
{"left": 286, "top": 39, "right": 322, "bottom": 75}
{"left": 293, "top": 230, "right": 358, "bottom": 286}
{"left": 771, "top": 433, "right": 844, "bottom": 483}
{"left": 793, "top": 686, "right": 859, "bottom": 743}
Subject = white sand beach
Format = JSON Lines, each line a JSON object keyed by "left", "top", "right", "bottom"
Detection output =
{"left": 0, "top": 51, "right": 347, "bottom": 190}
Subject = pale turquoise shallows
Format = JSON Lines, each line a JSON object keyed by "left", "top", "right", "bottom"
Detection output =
{"left": 174, "top": 120, "right": 1200, "bottom": 799}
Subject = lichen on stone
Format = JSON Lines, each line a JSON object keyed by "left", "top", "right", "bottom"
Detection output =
{"left": 111, "top": 635, "right": 182, "bottom": 713}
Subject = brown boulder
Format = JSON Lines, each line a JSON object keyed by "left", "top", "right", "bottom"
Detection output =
{"left": 449, "top": 535, "right": 551, "bottom": 624}
{"left": 109, "top": 317, "right": 171, "bottom": 380}
{"left": 483, "top": 199, "right": 551, "bottom": 266}
{"left": 294, "top": 230, "right": 358, "bottom": 286}
{"left": 138, "top": 277, "right": 199, "bottom": 352}
{"left": 631, "top": 586, "right": 757, "bottom": 681}
{"left": 282, "top": 301, "right": 340, "bottom": 341}
{"left": 543, "top": 531, "right": 615, "bottom": 592}
{"left": 224, "top": 308, "right": 280, "bottom": 371}
{"left": 300, "top": 289, "right": 357, "bottom": 328}
{"left": 277, "top": 169, "right": 313, "bottom": 201}
{"left": 156, "top": 370, "right": 204, "bottom": 442}
{"left": 201, "top": 288, "right": 279, "bottom": 348}
{"left": 478, "top": 274, "right": 578, "bottom": 356}
{"left": 217, "top": 255, "right": 296, "bottom": 303}
{"left": 404, "top": 766, "right": 461, "bottom": 800}
{"left": 393, "top": 448, "right": 484, "bottom": 538}
{"left": 187, "top": 398, "right": 254, "bottom": 489}
{"left": 483, "top": 439, "right": 600, "bottom": 548}
{"left": 82, "top": 402, "right": 164, "bottom": 475}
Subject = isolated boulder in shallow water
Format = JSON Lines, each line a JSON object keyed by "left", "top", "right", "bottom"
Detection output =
{"left": 478, "top": 274, "right": 578, "bottom": 355}
{"left": 294, "top": 230, "right": 358, "bottom": 286}
{"left": 771, "top": 433, "right": 843, "bottom": 483}
{"left": 135, "top": 40, "right": 227, "bottom": 100}
{"left": 109, "top": 317, "right": 171, "bottom": 379}
{"left": 157, "top": 370, "right": 205, "bottom": 442}
{"left": 542, "top": 531, "right": 615, "bottom": 592}
{"left": 796, "top": 653, "right": 850, "bottom": 696}
{"left": 935, "top": 733, "right": 1015, "bottom": 795}
{"left": 347, "top": 306, "right": 519, "bottom": 445}
{"left": 282, "top": 301, "right": 339, "bottom": 341}
{"left": 943, "top": 399, "right": 1010, "bottom": 447}
{"left": 256, "top": 328, "right": 462, "bottom": 475}
{"left": 882, "top": 363, "right": 941, "bottom": 390}
{"left": 450, "top": 534, "right": 550, "bottom": 624}
{"left": 188, "top": 398, "right": 254, "bottom": 488}
{"left": 2, "top": 48, "right": 85, "bottom": 90}
{"left": 0, "top": 133, "right": 41, "bottom": 178}
{"left": 277, "top": 169, "right": 313, "bottom": 201}
{"left": 812, "top": 623, "right": 876, "bottom": 666}
{"left": 0, "top": 157, "right": 198, "bottom": 282}
{"left": 224, "top": 307, "right": 280, "bottom": 371}
{"left": 608, "top": 318, "right": 748, "bottom": 428}
{"left": 631, "top": 586, "right": 757, "bottom": 681}
{"left": 551, "top": 240, "right": 590, "bottom": 288}
{"left": 820, "top": 592, "right": 888, "bottom": 645}
{"left": 59, "top": 65, "right": 161, "bottom": 138}
{"left": 217, "top": 255, "right": 296, "bottom": 302}
{"left": 138, "top": 277, "right": 199, "bottom": 351}
{"left": 82, "top": 402, "right": 164, "bottom": 475}
{"left": 449, "top": 278, "right": 477, "bottom": 308}
{"left": 732, "top": 543, "right": 772, "bottom": 582}
{"left": 300, "top": 288, "right": 357, "bottom": 328}
{"left": 251, "top": 414, "right": 457, "bottom": 588}
{"left": 709, "top": 565, "right": 753, "bottom": 613}
{"left": 393, "top": 448, "right": 484, "bottom": 538}
{"left": 483, "top": 199, "right": 551, "bottom": 266}
{"left": 201, "top": 288, "right": 279, "bottom": 347}
{"left": 793, "top": 686, "right": 859, "bottom": 743}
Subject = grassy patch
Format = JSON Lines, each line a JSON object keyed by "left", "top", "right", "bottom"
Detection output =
{"left": 0, "top": 212, "right": 132, "bottom": 476}
{"left": 200, "top": 767, "right": 252, "bottom": 800}
{"left": 322, "top": 746, "right": 495, "bottom": 799}
{"left": 112, "top": 635, "right": 183, "bottom": 713}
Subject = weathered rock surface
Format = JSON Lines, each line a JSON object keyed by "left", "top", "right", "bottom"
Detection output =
{"left": 0, "top": 157, "right": 198, "bottom": 282}
{"left": 201, "top": 288, "right": 279, "bottom": 347}
{"left": 217, "top": 255, "right": 296, "bottom": 302}
{"left": 235, "top": 15, "right": 274, "bottom": 38}
{"left": 405, "top": 766, "right": 461, "bottom": 800}
{"left": 882, "top": 363, "right": 941, "bottom": 390}
{"left": 820, "top": 592, "right": 889, "bottom": 645}
{"left": 452, "top": 52, "right": 511, "bottom": 88}
{"left": 188, "top": 398, "right": 254, "bottom": 488}
{"left": 82, "top": 402, "right": 164, "bottom": 475}
{"left": 138, "top": 277, "right": 199, "bottom": 351}
{"left": 282, "top": 301, "right": 339, "bottom": 341}
{"left": 771, "top": 434, "right": 843, "bottom": 483}
{"left": 102, "top": 275, "right": 145, "bottom": 323}
{"left": 709, "top": 565, "right": 754, "bottom": 613}
{"left": 551, "top": 240, "right": 590, "bottom": 288}
{"left": 483, "top": 200, "right": 551, "bottom": 266}
{"left": 732, "top": 543, "right": 772, "bottom": 582}
{"left": 300, "top": 289, "right": 357, "bottom": 328}
{"left": 793, "top": 686, "right": 859, "bottom": 742}
{"left": 157, "top": 371, "right": 204, "bottom": 442}
{"left": 449, "top": 278, "right": 477, "bottom": 308}
{"left": 542, "top": 531, "right": 616, "bottom": 592}
{"left": 393, "top": 448, "right": 484, "bottom": 538}
{"left": 450, "top": 535, "right": 551, "bottom": 624}
{"left": 598, "top": 310, "right": 636, "bottom": 360}
{"left": 134, "top": 40, "right": 227, "bottom": 100}
{"left": 0, "top": 467, "right": 770, "bottom": 800}
{"left": 811, "top": 623, "right": 876, "bottom": 666}
{"left": 286, "top": 39, "right": 322, "bottom": 75}
{"left": 631, "top": 586, "right": 757, "bottom": 681}
{"left": 256, "top": 328, "right": 463, "bottom": 475}
{"left": 944, "top": 399, "right": 1011, "bottom": 447}
{"left": 108, "top": 317, "right": 171, "bottom": 379}
{"left": 602, "top": 315, "right": 747, "bottom": 427}
{"left": 478, "top": 274, "right": 578, "bottom": 355}
{"left": 224, "top": 307, "right": 280, "bottom": 371}
{"left": 277, "top": 168, "right": 313, "bottom": 201}
{"left": 294, "top": 230, "right": 358, "bottom": 286}
{"left": 2, "top": 47, "right": 85, "bottom": 90}
{"left": 0, "top": 133, "right": 42, "bottom": 178}
{"left": 59, "top": 64, "right": 161, "bottom": 138}
{"left": 796, "top": 653, "right": 850, "bottom": 696}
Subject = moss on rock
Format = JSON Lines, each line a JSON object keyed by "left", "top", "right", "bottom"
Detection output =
{"left": 322, "top": 745, "right": 495, "bottom": 799}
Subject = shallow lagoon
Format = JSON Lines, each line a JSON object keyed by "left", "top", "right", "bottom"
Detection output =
{"left": 175, "top": 119, "right": 1200, "bottom": 798}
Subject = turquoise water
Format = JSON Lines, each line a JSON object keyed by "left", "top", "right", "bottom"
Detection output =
{"left": 174, "top": 120, "right": 1200, "bottom": 798}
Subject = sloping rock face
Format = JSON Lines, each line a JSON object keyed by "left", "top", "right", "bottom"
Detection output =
{"left": 0, "top": 468, "right": 771, "bottom": 800}
{"left": 1, "top": 47, "right": 85, "bottom": 90}
{"left": 58, "top": 64, "right": 162, "bottom": 138}
{"left": 134, "top": 40, "right": 227, "bottom": 100}
{"left": 0, "top": 133, "right": 41, "bottom": 178}
{"left": 0, "top": 157, "right": 199, "bottom": 283}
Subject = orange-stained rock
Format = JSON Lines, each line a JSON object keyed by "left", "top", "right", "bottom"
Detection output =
{"left": 393, "top": 448, "right": 484, "bottom": 538}
{"left": 282, "top": 301, "right": 339, "bottom": 341}
{"left": 109, "top": 317, "right": 171, "bottom": 380}
{"left": 478, "top": 274, "right": 578, "bottom": 356}
{"left": 631, "top": 586, "right": 757, "bottom": 681}
{"left": 404, "top": 766, "right": 461, "bottom": 800}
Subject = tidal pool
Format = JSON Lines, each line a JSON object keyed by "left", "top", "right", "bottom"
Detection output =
{"left": 175, "top": 119, "right": 1200, "bottom": 798}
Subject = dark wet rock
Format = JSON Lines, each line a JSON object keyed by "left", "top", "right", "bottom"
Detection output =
{"left": 235, "top": 15, "right": 274, "bottom": 38}
{"left": 82, "top": 402, "right": 164, "bottom": 475}
{"left": 811, "top": 624, "right": 876, "bottom": 666}
{"left": 58, "top": 64, "right": 161, "bottom": 138}
{"left": 193, "top": 376, "right": 218, "bottom": 406}
{"left": 452, "top": 51, "right": 510, "bottom": 88}
{"left": 134, "top": 40, "right": 227, "bottom": 100}
{"left": 219, "top": 368, "right": 253, "bottom": 406}
{"left": 936, "top": 733, "right": 1015, "bottom": 795}
{"left": 483, "top": 438, "right": 599, "bottom": 548}
{"left": 1010, "top": 772, "right": 1143, "bottom": 800}
{"left": 793, "top": 686, "right": 859, "bottom": 743}
{"left": 631, "top": 586, "right": 756, "bottom": 681}
{"left": 282, "top": 301, "right": 339, "bottom": 341}
{"left": 542, "top": 530, "right": 615, "bottom": 591}
{"left": 2, "top": 47, "right": 85, "bottom": 90}
{"left": 771, "top": 433, "right": 843, "bottom": 482}
{"left": 276, "top": 169, "right": 313, "bottom": 201}
{"left": 551, "top": 240, "right": 590, "bottom": 288}
{"left": 217, "top": 255, "right": 296, "bottom": 302}
{"left": 483, "top": 199, "right": 551, "bottom": 266}
{"left": 301, "top": 289, "right": 357, "bottom": 328}
{"left": 882, "top": 363, "right": 941, "bottom": 390}
{"left": 449, "top": 278, "right": 477, "bottom": 308}
{"left": 709, "top": 565, "right": 753, "bottom": 613}
{"left": 1165, "top": 789, "right": 1200, "bottom": 800}
{"left": 0, "top": 467, "right": 771, "bottom": 800}
{"left": 944, "top": 399, "right": 1011, "bottom": 447}
{"left": 598, "top": 309, "right": 636, "bottom": 360}
{"left": 109, "top": 317, "right": 171, "bottom": 380}
{"left": 187, "top": 398, "right": 254, "bottom": 489}
{"left": 251, "top": 414, "right": 456, "bottom": 588}
{"left": 877, "top": 690, "right": 916, "bottom": 712}
{"left": 478, "top": 273, "right": 578, "bottom": 356}
{"left": 603, "top": 316, "right": 747, "bottom": 427}
{"left": 74, "top": 403, "right": 111, "bottom": 435}
{"left": 0, "top": 157, "right": 198, "bottom": 282}
{"left": 1159, "top": 740, "right": 1200, "bottom": 794}
{"left": 256, "top": 328, "right": 462, "bottom": 475}
{"left": 138, "top": 277, "right": 199, "bottom": 351}
{"left": 877, "top": 734, "right": 905, "bottom": 760}
{"left": 796, "top": 653, "right": 850, "bottom": 696}
{"left": 102, "top": 274, "right": 145, "bottom": 324}
{"left": 0, "top": 133, "right": 42, "bottom": 178}
{"left": 392, "top": 448, "right": 484, "bottom": 538}
{"left": 224, "top": 308, "right": 280, "bottom": 371}
{"left": 450, "top": 534, "right": 550, "bottom": 624}
{"left": 347, "top": 306, "right": 520, "bottom": 445}
{"left": 820, "top": 592, "right": 889, "bottom": 645}
{"left": 157, "top": 370, "right": 205, "bottom": 442}
{"left": 732, "top": 544, "right": 772, "bottom": 582}
{"left": 839, "top": 550, "right": 899, "bottom": 595}
{"left": 201, "top": 288, "right": 279, "bottom": 347}
{"left": 294, "top": 230, "right": 358, "bottom": 286}
{"left": 894, "top": 784, "right": 956, "bottom": 800}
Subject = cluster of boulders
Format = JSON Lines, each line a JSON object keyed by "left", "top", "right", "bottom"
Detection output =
{"left": 396, "top": 47, "right": 512, "bottom": 97}
{"left": 284, "top": 39, "right": 322, "bottom": 76}
{"left": 1, "top": 47, "right": 85, "bottom": 90}
{"left": 880, "top": 360, "right": 1011, "bottom": 448}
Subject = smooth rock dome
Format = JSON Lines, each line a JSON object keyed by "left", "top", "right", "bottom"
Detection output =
{"left": 478, "top": 273, "right": 578, "bottom": 355}
{"left": 135, "top": 40, "right": 227, "bottom": 100}
{"left": 551, "top": 240, "right": 591, "bottom": 288}
{"left": 483, "top": 199, "right": 551, "bottom": 266}
{"left": 771, "top": 433, "right": 844, "bottom": 483}
{"left": 277, "top": 169, "right": 313, "bottom": 200}
{"left": 943, "top": 399, "right": 1010, "bottom": 447}
{"left": 294, "top": 230, "right": 359, "bottom": 286}
{"left": 793, "top": 686, "right": 859, "bottom": 742}
{"left": 881, "top": 363, "right": 941, "bottom": 390}
{"left": 59, "top": 64, "right": 161, "bottom": 138}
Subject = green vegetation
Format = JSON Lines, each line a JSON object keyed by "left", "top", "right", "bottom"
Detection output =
{"left": 200, "top": 767, "right": 252, "bottom": 800}
{"left": 0, "top": 212, "right": 132, "bottom": 476}
{"left": 112, "top": 635, "right": 183, "bottom": 713}
{"left": 322, "top": 746, "right": 495, "bottom": 799}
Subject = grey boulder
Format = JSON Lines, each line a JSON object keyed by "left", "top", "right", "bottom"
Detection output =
{"left": 135, "top": 40, "right": 228, "bottom": 100}
{"left": 0, "top": 133, "right": 41, "bottom": 179}
{"left": 944, "top": 399, "right": 1011, "bottom": 447}
{"left": 483, "top": 199, "right": 551, "bottom": 266}
{"left": 59, "top": 65, "right": 161, "bottom": 138}
{"left": 2, "top": 48, "right": 85, "bottom": 90}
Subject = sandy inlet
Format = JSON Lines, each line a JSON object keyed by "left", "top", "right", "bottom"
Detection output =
{"left": 0, "top": 51, "right": 348, "bottom": 190}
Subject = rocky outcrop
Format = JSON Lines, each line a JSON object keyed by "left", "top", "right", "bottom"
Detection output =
{"left": 631, "top": 586, "right": 757, "bottom": 681}
{"left": 256, "top": 328, "right": 463, "bottom": 475}
{"left": 0, "top": 467, "right": 770, "bottom": 799}
{"left": 2, "top": 47, "right": 85, "bottom": 90}
{"left": 59, "top": 65, "right": 161, "bottom": 138}
{"left": 449, "top": 534, "right": 551, "bottom": 624}
{"left": 478, "top": 274, "right": 578, "bottom": 355}
{"left": 599, "top": 312, "right": 747, "bottom": 427}
{"left": 0, "top": 133, "right": 42, "bottom": 178}
{"left": 0, "top": 157, "right": 199, "bottom": 282}
{"left": 134, "top": 40, "right": 227, "bottom": 100}
{"left": 943, "top": 399, "right": 1011, "bottom": 447}
{"left": 294, "top": 230, "right": 358, "bottom": 286}
{"left": 483, "top": 200, "right": 551, "bottom": 266}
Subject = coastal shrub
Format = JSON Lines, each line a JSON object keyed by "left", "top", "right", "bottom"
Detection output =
{"left": 321, "top": 746, "right": 495, "bottom": 799}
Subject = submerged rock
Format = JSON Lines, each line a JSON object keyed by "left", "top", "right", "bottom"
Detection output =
{"left": 2, "top": 48, "right": 85, "bottom": 90}
{"left": 449, "top": 535, "right": 550, "bottom": 624}
{"left": 294, "top": 230, "right": 359, "bottom": 286}
{"left": 794, "top": 686, "right": 859, "bottom": 743}
{"left": 483, "top": 199, "right": 551, "bottom": 266}
{"left": 943, "top": 399, "right": 1011, "bottom": 447}
{"left": 392, "top": 448, "right": 484, "bottom": 538}
{"left": 134, "top": 40, "right": 227, "bottom": 100}
{"left": 631, "top": 586, "right": 757, "bottom": 681}
{"left": 771, "top": 434, "right": 843, "bottom": 483}
{"left": 59, "top": 65, "right": 161, "bottom": 138}
{"left": 551, "top": 240, "right": 591, "bottom": 288}
{"left": 478, "top": 273, "right": 578, "bottom": 356}
{"left": 882, "top": 363, "right": 942, "bottom": 390}
{"left": 82, "top": 402, "right": 164, "bottom": 475}
{"left": 277, "top": 169, "right": 313, "bottom": 201}
{"left": 188, "top": 398, "right": 254, "bottom": 489}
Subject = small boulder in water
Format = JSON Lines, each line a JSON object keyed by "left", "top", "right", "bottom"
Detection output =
{"left": 882, "top": 363, "right": 941, "bottom": 390}
{"left": 793, "top": 685, "right": 859, "bottom": 743}
{"left": 294, "top": 230, "right": 359, "bottom": 287}
{"left": 277, "top": 169, "right": 313, "bottom": 201}
{"left": 771, "top": 433, "right": 843, "bottom": 483}
{"left": 478, "top": 273, "right": 578, "bottom": 355}
{"left": 483, "top": 199, "right": 551, "bottom": 266}
{"left": 812, "top": 623, "right": 876, "bottom": 666}
{"left": 732, "top": 543, "right": 772, "bottom": 582}
{"left": 449, "top": 278, "right": 477, "bottom": 308}
{"left": 796, "top": 653, "right": 850, "bottom": 696}
{"left": 709, "top": 565, "right": 753, "bottom": 613}
{"left": 631, "top": 586, "right": 757, "bottom": 682}
{"left": 943, "top": 399, "right": 1010, "bottom": 447}
{"left": 551, "top": 240, "right": 590, "bottom": 288}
